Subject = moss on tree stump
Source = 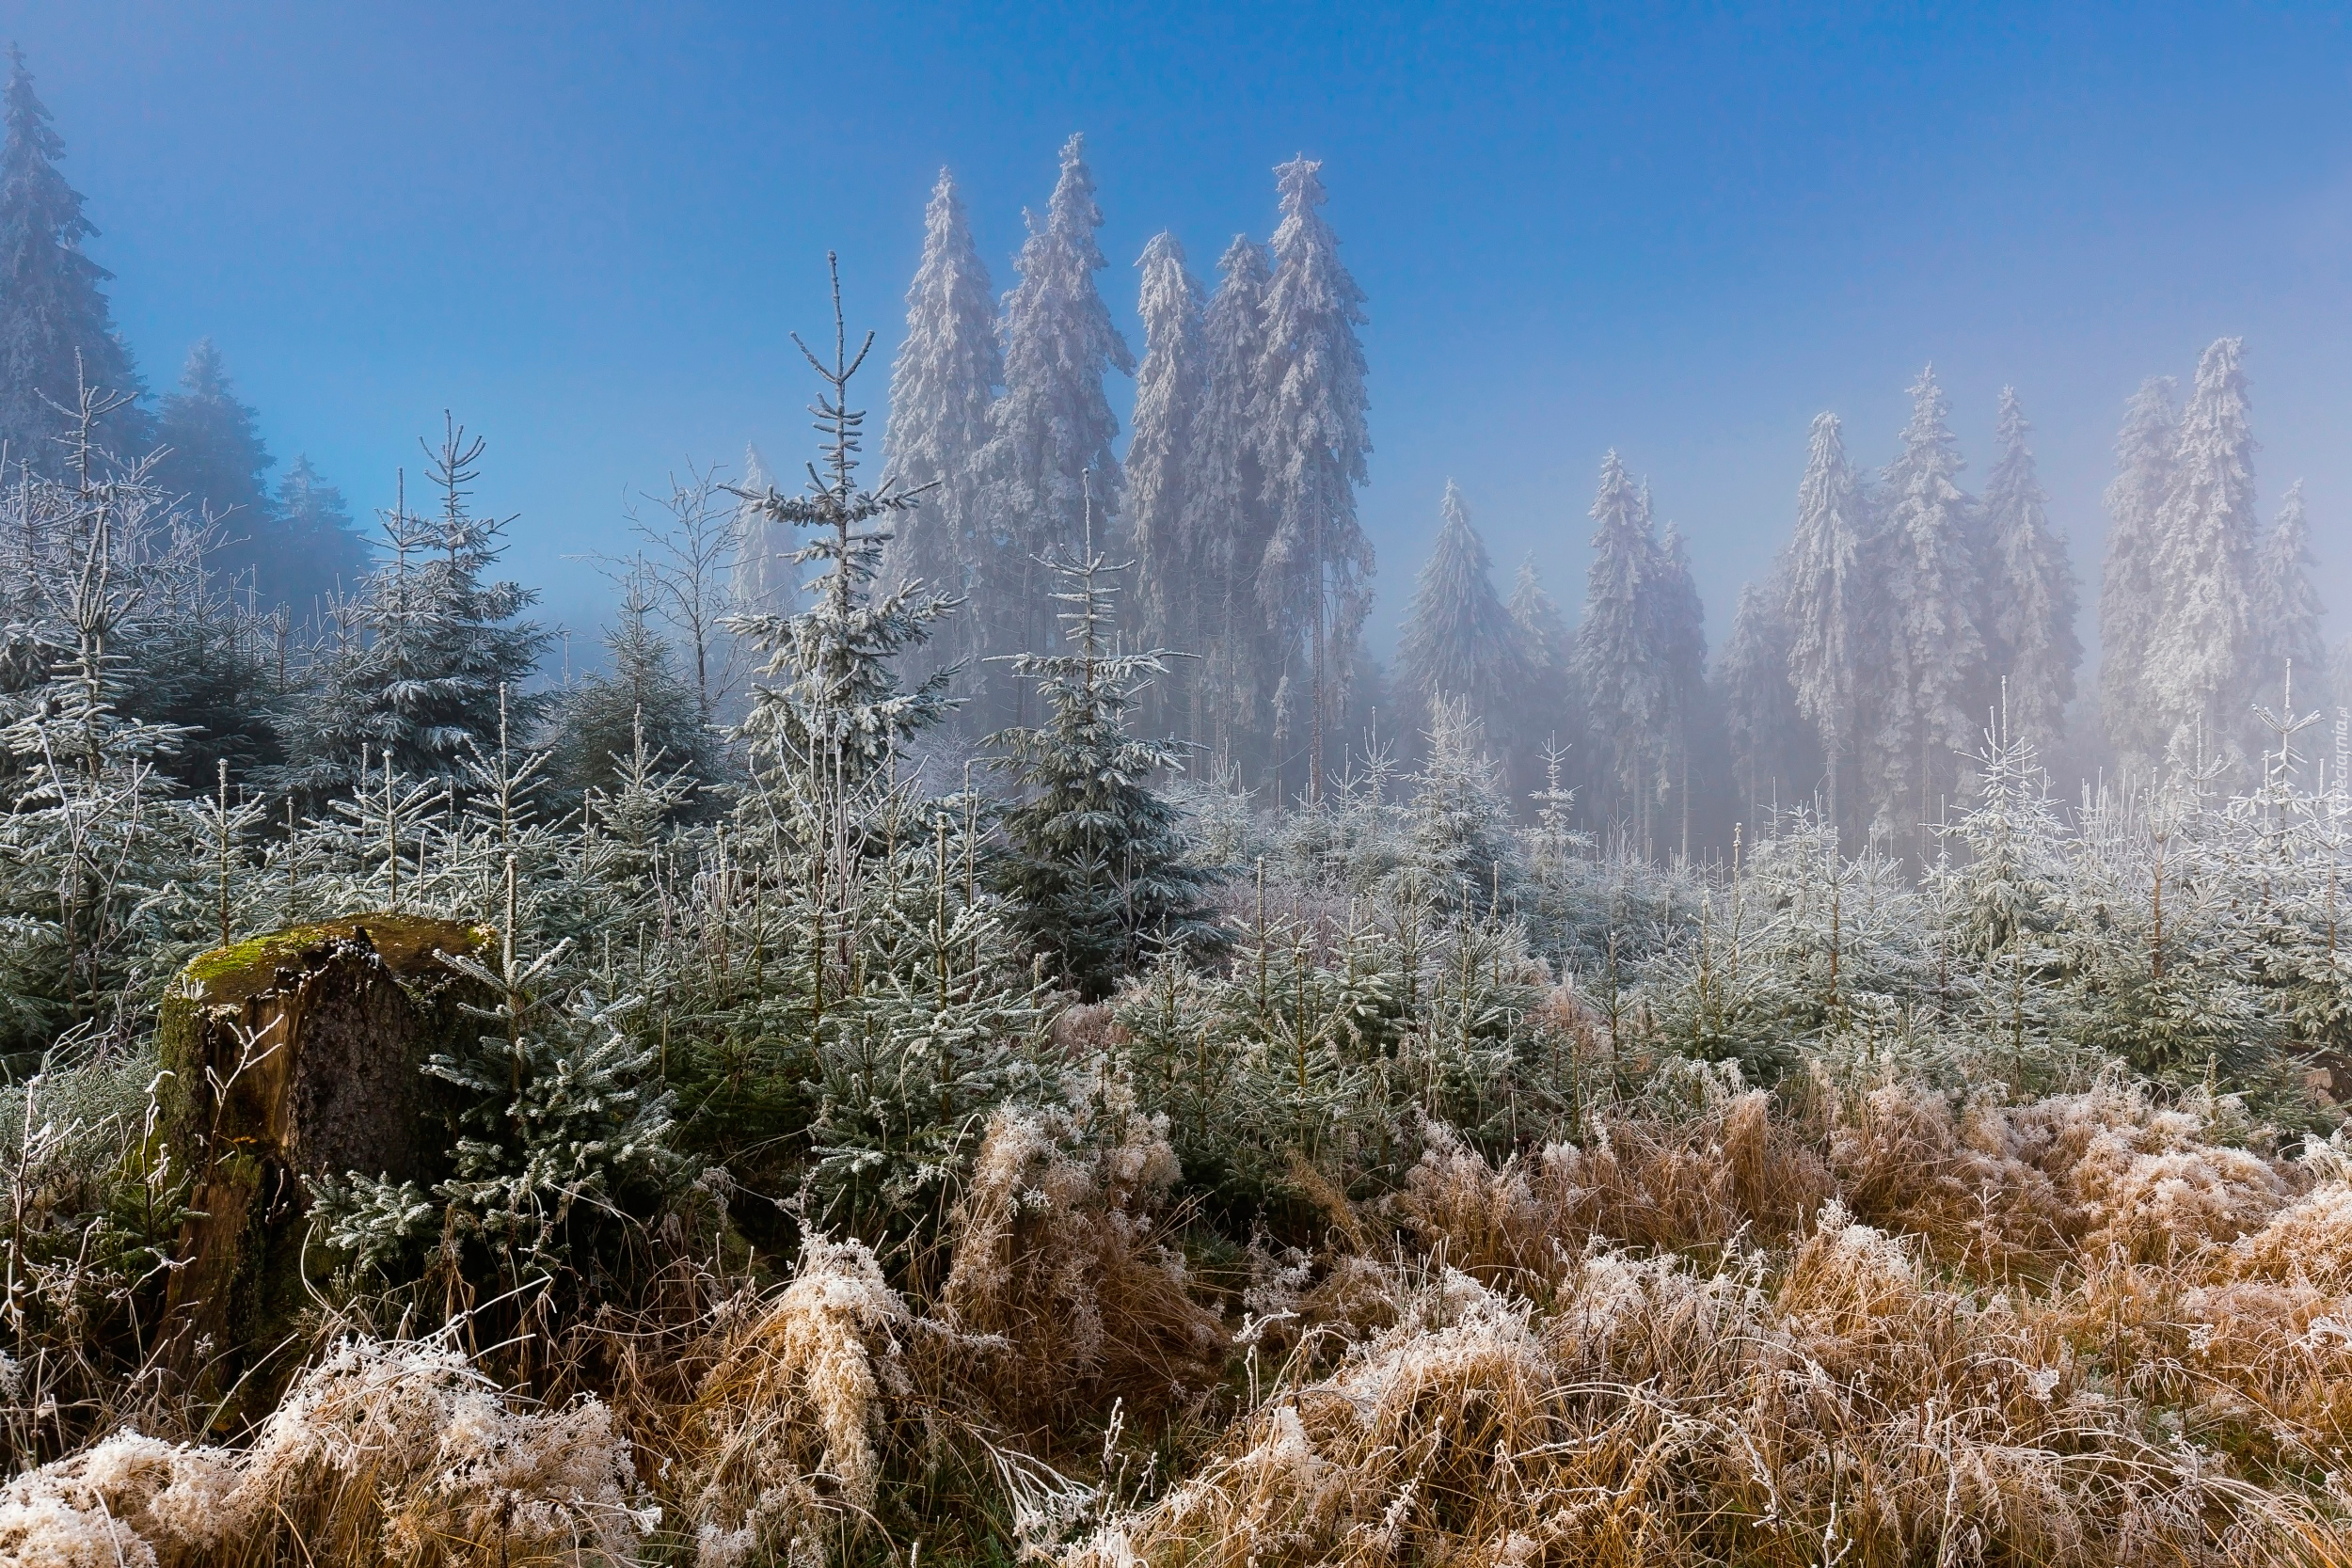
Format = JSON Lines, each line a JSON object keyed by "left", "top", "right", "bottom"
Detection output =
{"left": 158, "top": 914, "right": 493, "bottom": 1388}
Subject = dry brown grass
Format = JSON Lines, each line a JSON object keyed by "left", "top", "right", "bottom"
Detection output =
{"left": 0, "top": 1336, "right": 653, "bottom": 1567}
{"left": 926, "top": 1094, "right": 1225, "bottom": 1435}
{"left": 1391, "top": 1088, "right": 1835, "bottom": 1286}
{"left": 1064, "top": 1207, "right": 2350, "bottom": 1568}
{"left": 12, "top": 1075, "right": 2352, "bottom": 1568}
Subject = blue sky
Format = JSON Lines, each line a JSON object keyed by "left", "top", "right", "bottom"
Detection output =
{"left": 7, "top": 2, "right": 2351, "bottom": 665}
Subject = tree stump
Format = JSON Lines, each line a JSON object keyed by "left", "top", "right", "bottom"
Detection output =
{"left": 157, "top": 915, "right": 492, "bottom": 1386}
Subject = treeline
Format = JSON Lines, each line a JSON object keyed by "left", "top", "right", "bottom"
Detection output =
{"left": 0, "top": 51, "right": 369, "bottom": 617}
{"left": 3, "top": 37, "right": 2336, "bottom": 879}
{"left": 870, "top": 141, "right": 1372, "bottom": 801}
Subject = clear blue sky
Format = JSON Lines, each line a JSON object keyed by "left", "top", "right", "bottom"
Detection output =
{"left": 8, "top": 2, "right": 2351, "bottom": 664}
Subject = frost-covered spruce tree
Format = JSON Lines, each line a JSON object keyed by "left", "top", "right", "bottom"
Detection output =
{"left": 1717, "top": 579, "right": 1810, "bottom": 831}
{"left": 315, "top": 859, "right": 680, "bottom": 1297}
{"left": 1127, "top": 230, "right": 1205, "bottom": 730}
{"left": 728, "top": 441, "right": 797, "bottom": 615}
{"left": 990, "top": 495, "right": 1225, "bottom": 1000}
{"left": 1256, "top": 156, "right": 1372, "bottom": 800}
{"left": 1574, "top": 451, "right": 1663, "bottom": 839}
{"left": 1783, "top": 413, "right": 1865, "bottom": 843}
{"left": 880, "top": 169, "right": 999, "bottom": 690}
{"left": 973, "top": 135, "right": 1133, "bottom": 728}
{"left": 1403, "top": 696, "right": 1522, "bottom": 918}
{"left": 1983, "top": 388, "right": 2080, "bottom": 753}
{"left": 1176, "top": 235, "right": 1275, "bottom": 764}
{"left": 1507, "top": 555, "right": 1576, "bottom": 763}
{"left": 1872, "top": 366, "right": 1985, "bottom": 856}
{"left": 1395, "top": 482, "right": 1530, "bottom": 767}
{"left": 674, "top": 266, "right": 1041, "bottom": 1251}
{"left": 0, "top": 46, "right": 145, "bottom": 472}
{"left": 0, "top": 432, "right": 200, "bottom": 1053}
{"left": 1927, "top": 723, "right": 2075, "bottom": 1088}
{"left": 2250, "top": 479, "right": 2326, "bottom": 726}
{"left": 728, "top": 259, "right": 961, "bottom": 847}
{"left": 2099, "top": 376, "right": 2179, "bottom": 774}
{"left": 1654, "top": 519, "right": 1711, "bottom": 860}
{"left": 2147, "top": 337, "right": 2260, "bottom": 776}
{"left": 274, "top": 420, "right": 550, "bottom": 796}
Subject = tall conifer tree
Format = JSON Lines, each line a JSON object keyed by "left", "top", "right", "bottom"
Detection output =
{"left": 1395, "top": 482, "right": 1529, "bottom": 760}
{"left": 0, "top": 46, "right": 142, "bottom": 470}
{"left": 1983, "top": 388, "right": 2080, "bottom": 752}
{"left": 1176, "top": 235, "right": 1274, "bottom": 768}
{"left": 1256, "top": 156, "right": 1371, "bottom": 800}
{"left": 2099, "top": 376, "right": 2178, "bottom": 774}
{"left": 1127, "top": 230, "right": 1205, "bottom": 726}
{"left": 1717, "top": 579, "right": 1810, "bottom": 829}
{"left": 1654, "top": 519, "right": 1711, "bottom": 859}
{"left": 274, "top": 455, "right": 369, "bottom": 613}
{"left": 1508, "top": 555, "right": 1575, "bottom": 768}
{"left": 881, "top": 169, "right": 998, "bottom": 687}
{"left": 2251, "top": 479, "right": 2326, "bottom": 724}
{"left": 1872, "top": 366, "right": 1985, "bottom": 852}
{"left": 2146, "top": 337, "right": 2259, "bottom": 773}
{"left": 1784, "top": 413, "right": 1865, "bottom": 841}
{"left": 974, "top": 135, "right": 1132, "bottom": 724}
{"left": 1573, "top": 451, "right": 1663, "bottom": 836}
{"left": 154, "top": 340, "right": 305, "bottom": 602}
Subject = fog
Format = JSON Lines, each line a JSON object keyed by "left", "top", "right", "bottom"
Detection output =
{"left": 8, "top": 3, "right": 2351, "bottom": 662}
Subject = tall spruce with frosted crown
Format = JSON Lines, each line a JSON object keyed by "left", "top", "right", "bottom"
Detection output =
{"left": 974, "top": 135, "right": 1133, "bottom": 728}
{"left": 1983, "top": 388, "right": 2080, "bottom": 752}
{"left": 1177, "top": 234, "right": 1275, "bottom": 767}
{"left": 881, "top": 169, "right": 999, "bottom": 689}
{"left": 1256, "top": 156, "right": 1371, "bottom": 800}
{"left": 1573, "top": 451, "right": 1664, "bottom": 838}
{"left": 1655, "top": 519, "right": 1711, "bottom": 859}
{"left": 1508, "top": 555, "right": 1576, "bottom": 781}
{"left": 0, "top": 46, "right": 143, "bottom": 471}
{"left": 2146, "top": 337, "right": 2259, "bottom": 774}
{"left": 1784, "top": 412, "right": 1865, "bottom": 841}
{"left": 1872, "top": 366, "right": 1985, "bottom": 853}
{"left": 1395, "top": 482, "right": 1530, "bottom": 764}
{"left": 2251, "top": 479, "right": 2326, "bottom": 728}
{"left": 1717, "top": 579, "right": 1810, "bottom": 829}
{"left": 1127, "top": 230, "right": 1205, "bottom": 732}
{"left": 2099, "top": 375, "right": 2178, "bottom": 774}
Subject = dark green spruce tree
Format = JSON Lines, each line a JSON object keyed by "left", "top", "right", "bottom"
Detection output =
{"left": 155, "top": 341, "right": 274, "bottom": 558}
{"left": 274, "top": 418, "right": 549, "bottom": 796}
{"left": 991, "top": 488, "right": 1226, "bottom": 1000}
{"left": 0, "top": 45, "right": 144, "bottom": 471}
{"left": 548, "top": 572, "right": 719, "bottom": 816}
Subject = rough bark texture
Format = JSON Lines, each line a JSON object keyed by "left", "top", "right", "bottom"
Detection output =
{"left": 156, "top": 915, "right": 491, "bottom": 1396}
